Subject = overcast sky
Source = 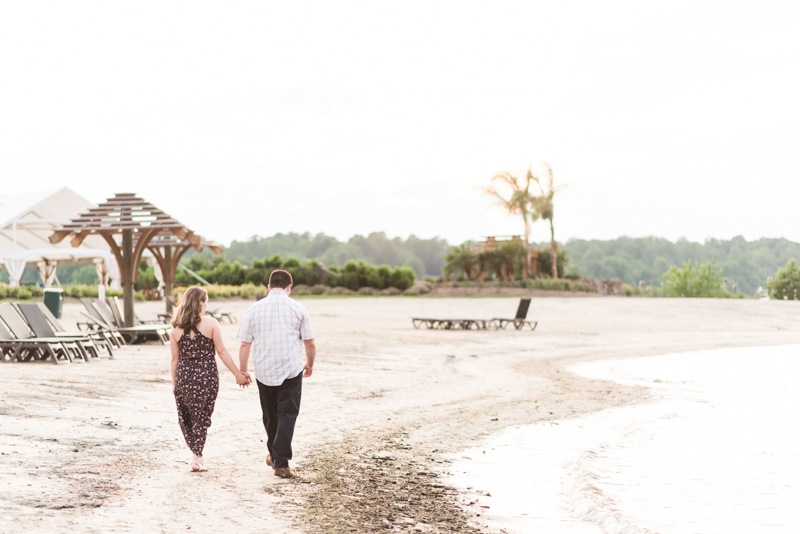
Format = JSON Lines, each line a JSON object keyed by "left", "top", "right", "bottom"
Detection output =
{"left": 2, "top": 1, "right": 798, "bottom": 247}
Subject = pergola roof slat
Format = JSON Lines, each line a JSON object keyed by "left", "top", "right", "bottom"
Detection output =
{"left": 59, "top": 222, "right": 184, "bottom": 230}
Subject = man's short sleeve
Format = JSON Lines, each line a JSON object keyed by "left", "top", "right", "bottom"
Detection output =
{"left": 300, "top": 308, "right": 314, "bottom": 341}
{"left": 237, "top": 307, "right": 255, "bottom": 343}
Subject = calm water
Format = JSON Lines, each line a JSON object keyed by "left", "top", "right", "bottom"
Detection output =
{"left": 447, "top": 345, "right": 800, "bottom": 533}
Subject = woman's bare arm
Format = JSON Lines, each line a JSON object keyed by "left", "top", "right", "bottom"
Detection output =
{"left": 170, "top": 328, "right": 181, "bottom": 392}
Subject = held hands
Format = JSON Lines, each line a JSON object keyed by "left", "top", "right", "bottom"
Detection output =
{"left": 235, "top": 371, "right": 252, "bottom": 388}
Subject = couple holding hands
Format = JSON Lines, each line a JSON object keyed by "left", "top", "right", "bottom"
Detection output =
{"left": 169, "top": 270, "right": 315, "bottom": 478}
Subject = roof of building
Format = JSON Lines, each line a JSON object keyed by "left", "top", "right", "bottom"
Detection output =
{"left": 0, "top": 188, "right": 114, "bottom": 263}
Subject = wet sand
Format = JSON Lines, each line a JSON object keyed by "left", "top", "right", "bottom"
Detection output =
{"left": 1, "top": 296, "right": 798, "bottom": 533}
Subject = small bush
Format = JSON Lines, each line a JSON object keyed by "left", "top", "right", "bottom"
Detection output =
{"left": 239, "top": 283, "right": 266, "bottom": 299}
{"left": 329, "top": 286, "right": 356, "bottom": 295}
{"left": 661, "top": 260, "right": 725, "bottom": 298}
{"left": 381, "top": 287, "right": 402, "bottom": 296}
{"left": 311, "top": 284, "right": 328, "bottom": 295}
{"left": 357, "top": 287, "right": 376, "bottom": 295}
{"left": 292, "top": 284, "right": 312, "bottom": 295}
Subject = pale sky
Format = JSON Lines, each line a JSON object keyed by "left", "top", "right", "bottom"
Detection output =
{"left": 1, "top": 1, "right": 798, "bottom": 247}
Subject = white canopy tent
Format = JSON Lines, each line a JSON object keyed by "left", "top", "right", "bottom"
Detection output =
{"left": 0, "top": 188, "right": 126, "bottom": 287}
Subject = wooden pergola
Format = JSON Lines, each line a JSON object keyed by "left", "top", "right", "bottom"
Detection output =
{"left": 139, "top": 230, "right": 222, "bottom": 314}
{"left": 49, "top": 193, "right": 218, "bottom": 326}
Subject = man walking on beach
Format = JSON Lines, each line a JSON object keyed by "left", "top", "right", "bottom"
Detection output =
{"left": 237, "top": 269, "right": 316, "bottom": 478}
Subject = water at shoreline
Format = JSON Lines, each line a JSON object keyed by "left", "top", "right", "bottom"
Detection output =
{"left": 447, "top": 345, "right": 800, "bottom": 533}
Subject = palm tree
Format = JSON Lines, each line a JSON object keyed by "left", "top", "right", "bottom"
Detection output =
{"left": 484, "top": 171, "right": 538, "bottom": 275}
{"left": 444, "top": 242, "right": 477, "bottom": 279}
{"left": 529, "top": 163, "right": 558, "bottom": 278}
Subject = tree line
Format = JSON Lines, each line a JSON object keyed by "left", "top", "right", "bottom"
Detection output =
{"left": 562, "top": 236, "right": 800, "bottom": 295}
{"left": 220, "top": 232, "right": 449, "bottom": 279}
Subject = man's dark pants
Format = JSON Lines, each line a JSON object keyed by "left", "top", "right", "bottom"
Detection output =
{"left": 256, "top": 372, "right": 303, "bottom": 469}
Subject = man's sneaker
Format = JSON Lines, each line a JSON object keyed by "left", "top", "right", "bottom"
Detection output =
{"left": 266, "top": 454, "right": 275, "bottom": 469}
{"left": 274, "top": 467, "right": 295, "bottom": 479}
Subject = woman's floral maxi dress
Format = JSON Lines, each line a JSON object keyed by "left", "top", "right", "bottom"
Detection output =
{"left": 174, "top": 328, "right": 219, "bottom": 456}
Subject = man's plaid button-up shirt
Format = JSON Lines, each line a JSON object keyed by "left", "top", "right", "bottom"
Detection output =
{"left": 237, "top": 289, "right": 315, "bottom": 386}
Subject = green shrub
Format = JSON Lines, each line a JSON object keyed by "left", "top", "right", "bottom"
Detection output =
{"left": 311, "top": 284, "right": 328, "bottom": 295}
{"left": 0, "top": 284, "right": 48, "bottom": 299}
{"left": 135, "top": 262, "right": 158, "bottom": 290}
{"left": 767, "top": 258, "right": 800, "bottom": 300}
{"left": 368, "top": 265, "right": 392, "bottom": 290}
{"left": 660, "top": 260, "right": 725, "bottom": 298}
{"left": 238, "top": 283, "right": 266, "bottom": 298}
{"left": 215, "top": 261, "right": 246, "bottom": 285}
{"left": 389, "top": 267, "right": 415, "bottom": 290}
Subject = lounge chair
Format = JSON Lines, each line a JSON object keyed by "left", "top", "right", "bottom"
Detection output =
{"left": 411, "top": 317, "right": 495, "bottom": 330}
{"left": 34, "top": 302, "right": 119, "bottom": 353}
{"left": 78, "top": 298, "right": 127, "bottom": 347}
{"left": 207, "top": 309, "right": 236, "bottom": 323}
{"left": 492, "top": 298, "right": 538, "bottom": 330}
{"left": 411, "top": 298, "right": 538, "bottom": 331}
{"left": 104, "top": 297, "right": 170, "bottom": 344}
{"left": 0, "top": 303, "right": 82, "bottom": 364}
{"left": 78, "top": 297, "right": 165, "bottom": 345}
{"left": 17, "top": 303, "right": 114, "bottom": 360}
{"left": 0, "top": 319, "right": 26, "bottom": 362}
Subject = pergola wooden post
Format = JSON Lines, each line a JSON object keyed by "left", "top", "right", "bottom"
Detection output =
{"left": 122, "top": 229, "right": 134, "bottom": 326}
{"left": 49, "top": 193, "right": 209, "bottom": 327}
{"left": 164, "top": 245, "right": 173, "bottom": 313}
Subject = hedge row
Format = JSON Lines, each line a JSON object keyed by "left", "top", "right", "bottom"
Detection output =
{"left": 175, "top": 256, "right": 416, "bottom": 291}
{"left": 171, "top": 283, "right": 412, "bottom": 299}
{"left": 434, "top": 279, "right": 598, "bottom": 293}
{"left": 0, "top": 284, "right": 146, "bottom": 301}
{"left": 0, "top": 284, "right": 44, "bottom": 300}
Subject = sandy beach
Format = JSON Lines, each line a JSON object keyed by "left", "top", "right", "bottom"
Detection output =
{"left": 1, "top": 295, "right": 798, "bottom": 534}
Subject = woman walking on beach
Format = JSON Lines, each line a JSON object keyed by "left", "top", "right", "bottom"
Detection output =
{"left": 171, "top": 287, "right": 250, "bottom": 471}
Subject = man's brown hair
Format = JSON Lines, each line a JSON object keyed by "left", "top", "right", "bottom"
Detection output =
{"left": 269, "top": 269, "right": 293, "bottom": 289}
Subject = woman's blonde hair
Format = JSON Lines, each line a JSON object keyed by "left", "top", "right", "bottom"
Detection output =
{"left": 171, "top": 286, "right": 207, "bottom": 331}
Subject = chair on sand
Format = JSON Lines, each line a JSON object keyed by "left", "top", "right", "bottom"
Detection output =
{"left": 77, "top": 298, "right": 127, "bottom": 347}
{"left": 33, "top": 302, "right": 118, "bottom": 354}
{"left": 0, "top": 319, "right": 32, "bottom": 363}
{"left": 492, "top": 298, "right": 538, "bottom": 330}
{"left": 207, "top": 308, "right": 236, "bottom": 323}
{"left": 0, "top": 302, "right": 85, "bottom": 364}
{"left": 411, "top": 317, "right": 495, "bottom": 330}
{"left": 411, "top": 298, "right": 538, "bottom": 331}
{"left": 17, "top": 303, "right": 115, "bottom": 359}
{"left": 103, "top": 297, "right": 170, "bottom": 344}
{"left": 0, "top": 319, "right": 36, "bottom": 363}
